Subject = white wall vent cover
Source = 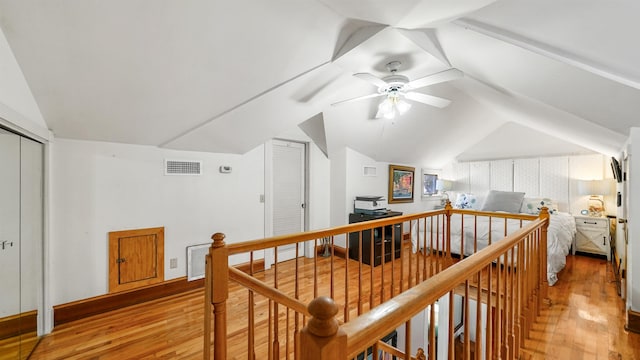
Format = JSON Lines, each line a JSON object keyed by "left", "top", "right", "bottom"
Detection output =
{"left": 187, "top": 243, "right": 210, "bottom": 281}
{"left": 363, "top": 166, "right": 377, "bottom": 177}
{"left": 165, "top": 159, "right": 202, "bottom": 175}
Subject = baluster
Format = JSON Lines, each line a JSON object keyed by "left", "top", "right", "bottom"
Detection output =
{"left": 496, "top": 253, "right": 502, "bottom": 360}
{"left": 539, "top": 207, "right": 550, "bottom": 303}
{"left": 460, "top": 214, "right": 465, "bottom": 260}
{"left": 464, "top": 279, "right": 470, "bottom": 359}
{"left": 404, "top": 320, "right": 411, "bottom": 360}
{"left": 343, "top": 234, "right": 349, "bottom": 322}
{"left": 448, "top": 290, "right": 455, "bottom": 360}
{"left": 204, "top": 254, "right": 211, "bottom": 360}
{"left": 429, "top": 302, "right": 436, "bottom": 360}
{"left": 295, "top": 243, "right": 300, "bottom": 360}
{"left": 445, "top": 203, "right": 452, "bottom": 264}
{"left": 357, "top": 232, "right": 363, "bottom": 316}
{"left": 515, "top": 238, "right": 524, "bottom": 357}
{"left": 475, "top": 271, "right": 482, "bottom": 358}
{"left": 486, "top": 263, "right": 493, "bottom": 360}
{"left": 370, "top": 230, "right": 375, "bottom": 308}
{"left": 248, "top": 252, "right": 255, "bottom": 360}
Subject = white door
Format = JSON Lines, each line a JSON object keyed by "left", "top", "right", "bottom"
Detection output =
{"left": 269, "top": 140, "right": 306, "bottom": 264}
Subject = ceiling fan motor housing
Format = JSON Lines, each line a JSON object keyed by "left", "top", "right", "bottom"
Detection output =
{"left": 379, "top": 74, "right": 409, "bottom": 93}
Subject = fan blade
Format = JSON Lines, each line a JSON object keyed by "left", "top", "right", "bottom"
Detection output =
{"left": 331, "top": 92, "right": 385, "bottom": 106}
{"left": 406, "top": 68, "right": 463, "bottom": 90}
{"left": 405, "top": 92, "right": 452, "bottom": 108}
{"left": 354, "top": 73, "right": 388, "bottom": 89}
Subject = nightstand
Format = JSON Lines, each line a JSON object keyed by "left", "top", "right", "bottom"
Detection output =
{"left": 573, "top": 215, "right": 610, "bottom": 260}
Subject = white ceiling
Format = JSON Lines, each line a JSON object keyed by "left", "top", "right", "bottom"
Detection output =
{"left": 0, "top": 0, "right": 637, "bottom": 167}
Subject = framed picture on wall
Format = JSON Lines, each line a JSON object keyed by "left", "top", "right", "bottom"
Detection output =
{"left": 389, "top": 165, "right": 415, "bottom": 203}
{"left": 422, "top": 173, "right": 438, "bottom": 196}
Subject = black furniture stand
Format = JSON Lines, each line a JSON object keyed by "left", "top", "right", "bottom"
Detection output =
{"left": 348, "top": 211, "right": 402, "bottom": 266}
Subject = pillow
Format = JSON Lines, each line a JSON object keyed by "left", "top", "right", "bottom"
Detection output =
{"left": 480, "top": 190, "right": 525, "bottom": 213}
{"left": 454, "top": 193, "right": 478, "bottom": 209}
{"left": 520, "top": 197, "right": 557, "bottom": 214}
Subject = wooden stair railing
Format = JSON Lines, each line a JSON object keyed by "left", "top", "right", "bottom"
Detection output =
{"left": 204, "top": 205, "right": 549, "bottom": 360}
{"left": 300, "top": 209, "right": 549, "bottom": 360}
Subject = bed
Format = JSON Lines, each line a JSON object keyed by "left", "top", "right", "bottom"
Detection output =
{"left": 411, "top": 190, "right": 576, "bottom": 286}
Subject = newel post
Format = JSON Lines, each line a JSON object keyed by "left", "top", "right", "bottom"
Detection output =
{"left": 538, "top": 208, "right": 550, "bottom": 305}
{"left": 207, "top": 233, "right": 229, "bottom": 360}
{"left": 300, "top": 296, "right": 347, "bottom": 360}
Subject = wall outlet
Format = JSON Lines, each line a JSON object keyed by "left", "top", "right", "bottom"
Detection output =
{"left": 169, "top": 258, "right": 178, "bottom": 269}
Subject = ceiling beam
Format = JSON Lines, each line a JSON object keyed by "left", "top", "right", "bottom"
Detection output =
{"left": 454, "top": 18, "right": 640, "bottom": 90}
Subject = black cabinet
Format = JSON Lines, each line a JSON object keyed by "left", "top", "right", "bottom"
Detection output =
{"left": 348, "top": 211, "right": 402, "bottom": 266}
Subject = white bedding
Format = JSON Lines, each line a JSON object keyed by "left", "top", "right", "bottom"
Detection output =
{"left": 411, "top": 212, "right": 576, "bottom": 286}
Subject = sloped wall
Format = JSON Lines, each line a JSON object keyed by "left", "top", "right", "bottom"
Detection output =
{"left": 0, "top": 26, "right": 48, "bottom": 139}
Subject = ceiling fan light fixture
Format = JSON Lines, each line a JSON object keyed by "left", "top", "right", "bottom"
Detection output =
{"left": 376, "top": 93, "right": 411, "bottom": 120}
{"left": 396, "top": 98, "right": 411, "bottom": 115}
{"left": 376, "top": 98, "right": 394, "bottom": 119}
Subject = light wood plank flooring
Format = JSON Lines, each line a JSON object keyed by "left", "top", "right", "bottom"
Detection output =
{"left": 28, "top": 255, "right": 640, "bottom": 359}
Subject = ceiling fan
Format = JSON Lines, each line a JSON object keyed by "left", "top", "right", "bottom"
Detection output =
{"left": 332, "top": 61, "right": 463, "bottom": 119}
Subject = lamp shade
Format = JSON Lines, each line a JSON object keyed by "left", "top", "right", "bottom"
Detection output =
{"left": 436, "top": 179, "right": 453, "bottom": 191}
{"left": 577, "top": 179, "right": 615, "bottom": 196}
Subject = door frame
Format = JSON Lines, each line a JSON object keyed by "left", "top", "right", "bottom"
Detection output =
{"left": 264, "top": 139, "right": 309, "bottom": 268}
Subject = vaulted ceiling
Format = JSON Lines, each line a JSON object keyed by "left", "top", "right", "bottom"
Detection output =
{"left": 0, "top": 0, "right": 637, "bottom": 167}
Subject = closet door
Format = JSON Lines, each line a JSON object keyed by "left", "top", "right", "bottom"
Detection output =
{"left": 20, "top": 137, "right": 43, "bottom": 356}
{"left": 0, "top": 131, "right": 43, "bottom": 359}
{"left": 0, "top": 130, "right": 21, "bottom": 357}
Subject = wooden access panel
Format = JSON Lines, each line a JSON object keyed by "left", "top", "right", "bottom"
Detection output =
{"left": 109, "top": 227, "right": 164, "bottom": 293}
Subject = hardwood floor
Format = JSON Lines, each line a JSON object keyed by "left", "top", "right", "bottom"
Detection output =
{"left": 522, "top": 255, "right": 640, "bottom": 359}
{"left": 28, "top": 255, "right": 640, "bottom": 360}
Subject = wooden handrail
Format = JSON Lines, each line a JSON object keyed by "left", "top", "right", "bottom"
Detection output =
{"left": 452, "top": 209, "right": 537, "bottom": 221}
{"left": 226, "top": 209, "right": 536, "bottom": 255}
{"left": 228, "top": 267, "right": 311, "bottom": 317}
{"left": 226, "top": 210, "right": 448, "bottom": 254}
{"left": 340, "top": 219, "right": 547, "bottom": 359}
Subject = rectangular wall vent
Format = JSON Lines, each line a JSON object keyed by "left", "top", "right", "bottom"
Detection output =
{"left": 165, "top": 159, "right": 202, "bottom": 175}
{"left": 187, "top": 243, "right": 210, "bottom": 281}
{"left": 363, "top": 165, "right": 377, "bottom": 177}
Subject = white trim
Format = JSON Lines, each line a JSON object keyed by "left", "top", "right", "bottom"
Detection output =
{"left": 454, "top": 18, "right": 640, "bottom": 90}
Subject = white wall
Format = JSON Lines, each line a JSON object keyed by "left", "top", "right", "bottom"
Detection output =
{"left": 50, "top": 139, "right": 266, "bottom": 305}
{"left": 345, "top": 148, "right": 442, "bottom": 216}
{"left": 330, "top": 146, "right": 347, "bottom": 230}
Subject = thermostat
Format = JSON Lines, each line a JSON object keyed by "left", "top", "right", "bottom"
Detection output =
{"left": 219, "top": 165, "right": 232, "bottom": 173}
